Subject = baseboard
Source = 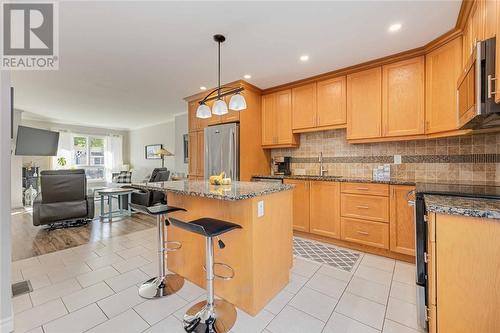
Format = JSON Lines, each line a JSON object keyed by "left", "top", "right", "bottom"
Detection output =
{"left": 0, "top": 315, "right": 14, "bottom": 333}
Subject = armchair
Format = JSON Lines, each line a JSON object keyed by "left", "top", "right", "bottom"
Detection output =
{"left": 33, "top": 169, "right": 94, "bottom": 228}
{"left": 121, "top": 168, "right": 170, "bottom": 208}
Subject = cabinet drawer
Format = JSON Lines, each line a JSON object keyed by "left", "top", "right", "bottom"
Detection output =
{"left": 341, "top": 194, "right": 389, "bottom": 222}
{"left": 341, "top": 217, "right": 389, "bottom": 249}
{"left": 341, "top": 182, "right": 389, "bottom": 196}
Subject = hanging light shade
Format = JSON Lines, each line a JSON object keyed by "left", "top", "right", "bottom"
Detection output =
{"left": 196, "top": 103, "right": 212, "bottom": 118}
{"left": 195, "top": 34, "right": 247, "bottom": 119}
{"left": 212, "top": 98, "right": 228, "bottom": 115}
{"left": 229, "top": 92, "right": 247, "bottom": 111}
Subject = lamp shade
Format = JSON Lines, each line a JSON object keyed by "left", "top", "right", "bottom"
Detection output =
{"left": 157, "top": 148, "right": 174, "bottom": 156}
{"left": 229, "top": 93, "right": 247, "bottom": 111}
{"left": 212, "top": 98, "right": 228, "bottom": 115}
{"left": 196, "top": 103, "right": 212, "bottom": 119}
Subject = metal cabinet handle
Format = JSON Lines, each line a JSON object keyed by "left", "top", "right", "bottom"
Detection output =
{"left": 356, "top": 187, "right": 369, "bottom": 190}
{"left": 356, "top": 205, "right": 369, "bottom": 209}
{"left": 357, "top": 231, "right": 369, "bottom": 236}
{"left": 488, "top": 75, "right": 497, "bottom": 99}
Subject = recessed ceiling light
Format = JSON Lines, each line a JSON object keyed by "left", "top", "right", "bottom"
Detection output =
{"left": 243, "top": 74, "right": 252, "bottom": 79}
{"left": 388, "top": 23, "right": 402, "bottom": 32}
{"left": 200, "top": 86, "right": 207, "bottom": 91}
{"left": 300, "top": 55, "right": 309, "bottom": 62}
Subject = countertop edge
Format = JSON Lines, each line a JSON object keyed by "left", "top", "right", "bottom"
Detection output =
{"left": 252, "top": 175, "right": 416, "bottom": 186}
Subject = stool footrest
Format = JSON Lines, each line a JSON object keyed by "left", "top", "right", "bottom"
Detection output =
{"left": 203, "top": 262, "right": 235, "bottom": 281}
{"left": 164, "top": 241, "right": 182, "bottom": 252}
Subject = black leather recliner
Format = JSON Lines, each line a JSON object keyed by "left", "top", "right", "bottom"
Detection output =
{"left": 33, "top": 169, "right": 94, "bottom": 227}
{"left": 121, "top": 168, "right": 170, "bottom": 208}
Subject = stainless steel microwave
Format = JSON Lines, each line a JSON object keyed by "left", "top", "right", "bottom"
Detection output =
{"left": 457, "top": 38, "right": 500, "bottom": 129}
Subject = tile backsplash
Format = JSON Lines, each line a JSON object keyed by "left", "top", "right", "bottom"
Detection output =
{"left": 271, "top": 129, "right": 500, "bottom": 183}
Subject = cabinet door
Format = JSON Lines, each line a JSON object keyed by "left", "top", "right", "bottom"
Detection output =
{"left": 292, "top": 83, "right": 317, "bottom": 130}
{"left": 389, "top": 185, "right": 416, "bottom": 256}
{"left": 276, "top": 89, "right": 294, "bottom": 144}
{"left": 317, "top": 76, "right": 346, "bottom": 127}
{"left": 347, "top": 67, "right": 382, "bottom": 139}
{"left": 310, "top": 181, "right": 341, "bottom": 239}
{"left": 496, "top": 0, "right": 500, "bottom": 103}
{"left": 425, "top": 37, "right": 462, "bottom": 134}
{"left": 221, "top": 95, "right": 240, "bottom": 124}
{"left": 196, "top": 130, "right": 204, "bottom": 177}
{"left": 188, "top": 101, "right": 200, "bottom": 131}
{"left": 382, "top": 57, "right": 425, "bottom": 137}
{"left": 188, "top": 132, "right": 198, "bottom": 176}
{"left": 262, "top": 94, "right": 277, "bottom": 145}
{"left": 284, "top": 179, "right": 310, "bottom": 232}
{"left": 484, "top": 0, "right": 497, "bottom": 39}
{"left": 463, "top": 20, "right": 472, "bottom": 67}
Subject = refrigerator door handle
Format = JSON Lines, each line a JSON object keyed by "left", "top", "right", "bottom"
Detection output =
{"left": 230, "top": 129, "right": 235, "bottom": 179}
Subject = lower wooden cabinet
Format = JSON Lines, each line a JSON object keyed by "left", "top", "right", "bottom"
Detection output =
{"left": 389, "top": 185, "right": 416, "bottom": 256}
{"left": 309, "top": 181, "right": 341, "bottom": 239}
{"left": 188, "top": 130, "right": 204, "bottom": 178}
{"left": 284, "top": 179, "right": 310, "bottom": 232}
{"left": 340, "top": 217, "right": 389, "bottom": 249}
{"left": 287, "top": 181, "right": 415, "bottom": 258}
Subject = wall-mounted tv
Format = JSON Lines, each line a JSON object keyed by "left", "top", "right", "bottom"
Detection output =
{"left": 15, "top": 126, "right": 59, "bottom": 156}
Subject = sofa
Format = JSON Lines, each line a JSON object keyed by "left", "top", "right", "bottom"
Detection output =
{"left": 33, "top": 169, "right": 94, "bottom": 228}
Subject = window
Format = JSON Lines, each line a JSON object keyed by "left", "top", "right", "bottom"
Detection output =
{"left": 72, "top": 134, "right": 106, "bottom": 181}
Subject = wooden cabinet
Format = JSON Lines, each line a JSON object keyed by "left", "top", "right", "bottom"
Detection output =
{"left": 425, "top": 37, "right": 462, "bottom": 134}
{"left": 347, "top": 67, "right": 382, "bottom": 139}
{"left": 189, "top": 101, "right": 201, "bottom": 131}
{"left": 341, "top": 194, "right": 389, "bottom": 223}
{"left": 284, "top": 179, "right": 310, "bottom": 232}
{"left": 292, "top": 83, "right": 317, "bottom": 130}
{"left": 291, "top": 77, "right": 347, "bottom": 133}
{"left": 389, "top": 185, "right": 416, "bottom": 256}
{"left": 188, "top": 130, "right": 204, "bottom": 178}
{"left": 457, "top": 51, "right": 477, "bottom": 128}
{"left": 484, "top": 0, "right": 497, "bottom": 39}
{"left": 341, "top": 218, "right": 389, "bottom": 249}
{"left": 317, "top": 76, "right": 347, "bottom": 127}
{"left": 261, "top": 90, "right": 298, "bottom": 148}
{"left": 382, "top": 57, "right": 425, "bottom": 137}
{"left": 427, "top": 213, "right": 500, "bottom": 332}
{"left": 309, "top": 181, "right": 341, "bottom": 239}
{"left": 496, "top": 0, "right": 500, "bottom": 103}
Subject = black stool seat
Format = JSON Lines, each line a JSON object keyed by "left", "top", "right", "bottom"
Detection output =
{"left": 129, "top": 203, "right": 186, "bottom": 216}
{"left": 169, "top": 217, "right": 242, "bottom": 237}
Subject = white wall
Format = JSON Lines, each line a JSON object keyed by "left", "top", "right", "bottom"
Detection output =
{"left": 129, "top": 120, "right": 176, "bottom": 182}
{"left": 11, "top": 110, "right": 22, "bottom": 208}
{"left": 174, "top": 113, "right": 188, "bottom": 175}
{"left": 1, "top": 71, "right": 14, "bottom": 332}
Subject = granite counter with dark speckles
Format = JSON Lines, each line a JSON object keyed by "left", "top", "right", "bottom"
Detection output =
{"left": 424, "top": 195, "right": 500, "bottom": 219}
{"left": 131, "top": 180, "right": 294, "bottom": 201}
{"left": 252, "top": 174, "right": 416, "bottom": 185}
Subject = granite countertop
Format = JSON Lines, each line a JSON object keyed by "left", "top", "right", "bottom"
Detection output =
{"left": 252, "top": 174, "right": 416, "bottom": 186}
{"left": 424, "top": 194, "right": 500, "bottom": 219}
{"left": 131, "top": 180, "right": 294, "bottom": 201}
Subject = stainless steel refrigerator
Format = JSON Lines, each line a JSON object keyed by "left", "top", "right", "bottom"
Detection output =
{"left": 204, "top": 123, "right": 239, "bottom": 180}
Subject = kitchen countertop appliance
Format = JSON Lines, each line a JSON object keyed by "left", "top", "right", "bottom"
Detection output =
{"left": 272, "top": 156, "right": 291, "bottom": 175}
{"left": 412, "top": 182, "right": 500, "bottom": 331}
{"left": 204, "top": 123, "right": 239, "bottom": 181}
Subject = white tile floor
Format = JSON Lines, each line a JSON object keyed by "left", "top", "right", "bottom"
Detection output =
{"left": 11, "top": 228, "right": 424, "bottom": 333}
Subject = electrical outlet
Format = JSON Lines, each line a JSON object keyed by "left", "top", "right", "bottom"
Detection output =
{"left": 394, "top": 155, "right": 402, "bottom": 164}
{"left": 257, "top": 201, "right": 264, "bottom": 217}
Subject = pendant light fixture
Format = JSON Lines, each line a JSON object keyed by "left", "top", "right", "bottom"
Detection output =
{"left": 196, "top": 34, "right": 247, "bottom": 119}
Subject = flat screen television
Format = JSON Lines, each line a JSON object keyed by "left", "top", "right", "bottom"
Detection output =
{"left": 15, "top": 126, "right": 59, "bottom": 156}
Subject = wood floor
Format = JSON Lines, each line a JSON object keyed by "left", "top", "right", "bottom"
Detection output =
{"left": 11, "top": 208, "right": 155, "bottom": 261}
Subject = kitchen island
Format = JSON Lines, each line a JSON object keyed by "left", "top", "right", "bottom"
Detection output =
{"left": 133, "top": 180, "right": 294, "bottom": 315}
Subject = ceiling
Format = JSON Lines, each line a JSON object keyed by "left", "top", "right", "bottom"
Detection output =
{"left": 12, "top": 1, "right": 462, "bottom": 130}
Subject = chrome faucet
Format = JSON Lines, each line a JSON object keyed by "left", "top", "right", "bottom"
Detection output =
{"left": 319, "top": 152, "right": 327, "bottom": 176}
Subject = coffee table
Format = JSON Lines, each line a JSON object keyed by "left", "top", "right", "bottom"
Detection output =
{"left": 97, "top": 188, "right": 134, "bottom": 222}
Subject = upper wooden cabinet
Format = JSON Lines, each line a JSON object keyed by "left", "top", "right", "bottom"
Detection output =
{"left": 425, "top": 36, "right": 462, "bottom": 134}
{"left": 347, "top": 67, "right": 382, "bottom": 140}
{"left": 292, "top": 83, "right": 317, "bottom": 130}
{"left": 496, "top": 0, "right": 500, "bottom": 103}
{"left": 309, "top": 181, "right": 341, "bottom": 239}
{"left": 317, "top": 77, "right": 347, "bottom": 127}
{"left": 261, "top": 90, "right": 299, "bottom": 148}
{"left": 484, "top": 0, "right": 497, "bottom": 39}
{"left": 291, "top": 77, "right": 347, "bottom": 133}
{"left": 382, "top": 56, "right": 425, "bottom": 137}
{"left": 389, "top": 185, "right": 416, "bottom": 256}
{"left": 188, "top": 101, "right": 201, "bottom": 132}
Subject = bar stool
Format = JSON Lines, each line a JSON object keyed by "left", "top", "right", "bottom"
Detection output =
{"left": 169, "top": 217, "right": 242, "bottom": 333}
{"left": 129, "top": 203, "right": 186, "bottom": 299}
